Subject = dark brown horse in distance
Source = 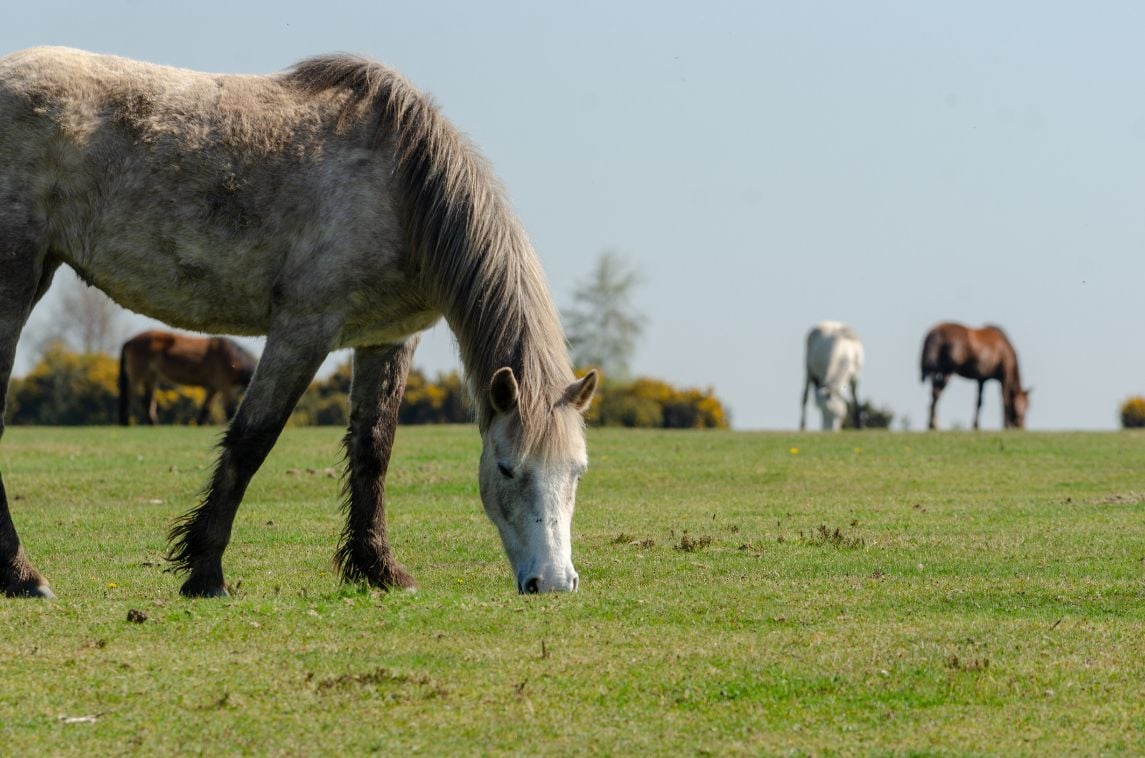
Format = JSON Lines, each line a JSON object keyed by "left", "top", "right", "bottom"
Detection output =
{"left": 920, "top": 322, "right": 1030, "bottom": 430}
{"left": 119, "top": 330, "right": 257, "bottom": 425}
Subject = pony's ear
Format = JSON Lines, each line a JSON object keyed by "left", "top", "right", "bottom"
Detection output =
{"left": 563, "top": 370, "right": 599, "bottom": 413}
{"left": 490, "top": 367, "right": 519, "bottom": 415}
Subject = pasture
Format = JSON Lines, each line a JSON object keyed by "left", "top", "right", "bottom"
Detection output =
{"left": 0, "top": 425, "right": 1142, "bottom": 753}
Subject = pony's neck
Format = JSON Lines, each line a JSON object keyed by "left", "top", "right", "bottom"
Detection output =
{"left": 363, "top": 62, "right": 574, "bottom": 433}
{"left": 443, "top": 241, "right": 573, "bottom": 434}
{"left": 1004, "top": 361, "right": 1022, "bottom": 393}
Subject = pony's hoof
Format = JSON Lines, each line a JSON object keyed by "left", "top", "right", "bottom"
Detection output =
{"left": 360, "top": 565, "right": 417, "bottom": 593}
{"left": 383, "top": 567, "right": 418, "bottom": 592}
{"left": 5, "top": 581, "right": 56, "bottom": 599}
{"left": 179, "top": 577, "right": 230, "bottom": 598}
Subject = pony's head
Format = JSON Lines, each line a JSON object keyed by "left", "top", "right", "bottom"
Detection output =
{"left": 478, "top": 367, "right": 598, "bottom": 593}
{"left": 814, "top": 386, "right": 848, "bottom": 431}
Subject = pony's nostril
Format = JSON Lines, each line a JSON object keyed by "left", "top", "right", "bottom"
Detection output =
{"left": 524, "top": 577, "right": 540, "bottom": 594}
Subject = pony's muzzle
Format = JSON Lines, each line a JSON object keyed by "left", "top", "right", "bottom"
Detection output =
{"left": 519, "top": 570, "right": 579, "bottom": 594}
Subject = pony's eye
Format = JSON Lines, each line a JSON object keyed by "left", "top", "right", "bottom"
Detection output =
{"left": 497, "top": 462, "right": 514, "bottom": 479}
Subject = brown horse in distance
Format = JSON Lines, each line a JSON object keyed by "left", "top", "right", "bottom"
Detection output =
{"left": 119, "top": 330, "right": 257, "bottom": 425}
{"left": 920, "top": 322, "right": 1030, "bottom": 430}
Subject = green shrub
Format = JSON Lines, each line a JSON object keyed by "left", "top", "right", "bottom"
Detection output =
{"left": 1120, "top": 396, "right": 1145, "bottom": 429}
{"left": 843, "top": 400, "right": 895, "bottom": 430}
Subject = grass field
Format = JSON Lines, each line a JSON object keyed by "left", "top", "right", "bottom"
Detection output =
{"left": 0, "top": 425, "right": 1142, "bottom": 754}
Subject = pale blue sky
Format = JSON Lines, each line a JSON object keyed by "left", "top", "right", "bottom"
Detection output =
{"left": 7, "top": 2, "right": 1145, "bottom": 429}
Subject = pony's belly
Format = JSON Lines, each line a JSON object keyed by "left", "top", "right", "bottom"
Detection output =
{"left": 68, "top": 248, "right": 276, "bottom": 336}
{"left": 336, "top": 310, "right": 442, "bottom": 350}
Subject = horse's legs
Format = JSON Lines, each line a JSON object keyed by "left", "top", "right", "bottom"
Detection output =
{"left": 1000, "top": 381, "right": 1014, "bottom": 429}
{"left": 0, "top": 245, "right": 60, "bottom": 598}
{"left": 973, "top": 380, "right": 985, "bottom": 430}
{"left": 335, "top": 338, "right": 419, "bottom": 590}
{"left": 142, "top": 377, "right": 158, "bottom": 425}
{"left": 928, "top": 374, "right": 947, "bottom": 430}
{"left": 850, "top": 376, "right": 861, "bottom": 429}
{"left": 196, "top": 389, "right": 217, "bottom": 426}
{"left": 117, "top": 351, "right": 132, "bottom": 426}
{"left": 799, "top": 374, "right": 811, "bottom": 431}
{"left": 167, "top": 325, "right": 332, "bottom": 597}
{"left": 222, "top": 387, "right": 241, "bottom": 421}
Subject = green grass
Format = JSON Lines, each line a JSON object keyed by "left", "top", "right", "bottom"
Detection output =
{"left": 0, "top": 426, "right": 1143, "bottom": 754}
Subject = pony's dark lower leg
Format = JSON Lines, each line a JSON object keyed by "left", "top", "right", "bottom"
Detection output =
{"left": 850, "top": 378, "right": 862, "bottom": 429}
{"left": 197, "top": 390, "right": 216, "bottom": 425}
{"left": 167, "top": 421, "right": 279, "bottom": 596}
{"left": 799, "top": 376, "right": 810, "bottom": 431}
{"left": 335, "top": 338, "right": 419, "bottom": 590}
{"left": 167, "top": 330, "right": 330, "bottom": 597}
{"left": 223, "top": 388, "right": 240, "bottom": 421}
{"left": 973, "top": 381, "right": 985, "bottom": 430}
{"left": 0, "top": 474, "right": 53, "bottom": 598}
{"left": 143, "top": 381, "right": 158, "bottom": 425}
{"left": 0, "top": 247, "right": 59, "bottom": 598}
{"left": 0, "top": 333, "right": 26, "bottom": 603}
{"left": 928, "top": 375, "right": 946, "bottom": 430}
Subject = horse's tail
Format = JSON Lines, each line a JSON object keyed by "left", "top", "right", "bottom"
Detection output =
{"left": 920, "top": 330, "right": 941, "bottom": 383}
{"left": 118, "top": 343, "right": 131, "bottom": 426}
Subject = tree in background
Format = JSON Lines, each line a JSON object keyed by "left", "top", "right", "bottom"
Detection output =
{"left": 29, "top": 270, "right": 129, "bottom": 357}
{"left": 563, "top": 251, "right": 646, "bottom": 380}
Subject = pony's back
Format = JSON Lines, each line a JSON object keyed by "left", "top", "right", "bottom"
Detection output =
{"left": 806, "top": 321, "right": 862, "bottom": 387}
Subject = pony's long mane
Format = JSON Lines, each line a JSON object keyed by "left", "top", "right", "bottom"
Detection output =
{"left": 284, "top": 55, "right": 575, "bottom": 453}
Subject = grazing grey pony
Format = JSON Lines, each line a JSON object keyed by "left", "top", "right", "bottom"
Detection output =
{"left": 800, "top": 321, "right": 863, "bottom": 431}
{"left": 0, "top": 47, "right": 597, "bottom": 599}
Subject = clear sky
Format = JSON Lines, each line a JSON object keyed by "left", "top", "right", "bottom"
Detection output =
{"left": 7, "top": 2, "right": 1145, "bottom": 430}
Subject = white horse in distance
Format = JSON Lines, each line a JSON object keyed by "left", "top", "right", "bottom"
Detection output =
{"left": 800, "top": 321, "right": 863, "bottom": 431}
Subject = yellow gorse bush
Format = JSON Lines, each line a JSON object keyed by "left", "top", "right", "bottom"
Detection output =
{"left": 589, "top": 375, "right": 729, "bottom": 429}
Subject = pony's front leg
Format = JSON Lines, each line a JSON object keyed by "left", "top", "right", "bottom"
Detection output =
{"left": 334, "top": 338, "right": 420, "bottom": 590}
{"left": 850, "top": 377, "right": 861, "bottom": 430}
{"left": 167, "top": 325, "right": 331, "bottom": 597}
{"left": 0, "top": 245, "right": 59, "bottom": 598}
{"left": 799, "top": 374, "right": 811, "bottom": 431}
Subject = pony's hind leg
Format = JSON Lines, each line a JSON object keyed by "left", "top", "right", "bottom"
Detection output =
{"left": 334, "top": 338, "right": 420, "bottom": 590}
{"left": 928, "top": 374, "right": 947, "bottom": 431}
{"left": 167, "top": 324, "right": 332, "bottom": 597}
{"left": 973, "top": 380, "right": 985, "bottom": 430}
{"left": 196, "top": 389, "right": 217, "bottom": 425}
{"left": 0, "top": 243, "right": 60, "bottom": 598}
{"left": 222, "top": 387, "right": 241, "bottom": 421}
{"left": 143, "top": 377, "right": 158, "bottom": 425}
